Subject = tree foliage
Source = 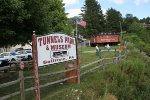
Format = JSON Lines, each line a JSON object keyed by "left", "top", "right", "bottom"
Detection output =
{"left": 105, "top": 8, "right": 122, "bottom": 33}
{"left": 140, "top": 17, "right": 150, "bottom": 24}
{"left": 81, "top": 0, "right": 105, "bottom": 37}
{"left": 128, "top": 16, "right": 150, "bottom": 44}
{"left": 128, "top": 21, "right": 145, "bottom": 33}
{"left": 0, "top": 0, "right": 69, "bottom": 47}
{"left": 0, "top": 0, "right": 29, "bottom": 46}
{"left": 123, "top": 14, "right": 139, "bottom": 32}
{"left": 140, "top": 17, "right": 150, "bottom": 30}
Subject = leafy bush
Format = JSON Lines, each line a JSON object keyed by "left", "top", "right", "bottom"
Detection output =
{"left": 143, "top": 44, "right": 150, "bottom": 56}
{"left": 124, "top": 33, "right": 150, "bottom": 57}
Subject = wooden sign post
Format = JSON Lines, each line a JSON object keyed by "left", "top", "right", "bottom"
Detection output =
{"left": 32, "top": 31, "right": 40, "bottom": 100}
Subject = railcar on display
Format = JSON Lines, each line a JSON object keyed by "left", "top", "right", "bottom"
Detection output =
{"left": 90, "top": 33, "right": 120, "bottom": 46}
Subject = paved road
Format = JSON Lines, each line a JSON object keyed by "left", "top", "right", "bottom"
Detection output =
{"left": 82, "top": 49, "right": 119, "bottom": 53}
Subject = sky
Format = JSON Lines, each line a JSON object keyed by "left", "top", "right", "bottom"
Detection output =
{"left": 63, "top": 0, "right": 150, "bottom": 19}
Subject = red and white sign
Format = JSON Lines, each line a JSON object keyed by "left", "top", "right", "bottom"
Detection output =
{"left": 36, "top": 34, "right": 77, "bottom": 66}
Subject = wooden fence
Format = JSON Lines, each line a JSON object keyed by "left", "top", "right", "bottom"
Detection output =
{"left": 0, "top": 48, "right": 127, "bottom": 100}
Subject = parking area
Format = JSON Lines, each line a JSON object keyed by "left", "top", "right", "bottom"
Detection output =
{"left": 0, "top": 47, "right": 33, "bottom": 73}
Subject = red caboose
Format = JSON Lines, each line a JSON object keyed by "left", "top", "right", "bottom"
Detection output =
{"left": 90, "top": 33, "right": 120, "bottom": 46}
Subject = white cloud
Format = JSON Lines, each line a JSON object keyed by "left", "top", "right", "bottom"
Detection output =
{"left": 144, "top": 0, "right": 150, "bottom": 3}
{"left": 109, "top": 0, "right": 126, "bottom": 4}
{"left": 102, "top": 8, "right": 106, "bottom": 14}
{"left": 134, "top": 0, "right": 150, "bottom": 5}
{"left": 63, "top": 0, "right": 79, "bottom": 7}
{"left": 66, "top": 8, "right": 106, "bottom": 18}
{"left": 105, "top": 0, "right": 150, "bottom": 5}
{"left": 96, "top": 0, "right": 103, "bottom": 2}
{"left": 66, "top": 9, "right": 82, "bottom": 18}
{"left": 134, "top": 0, "right": 141, "bottom": 6}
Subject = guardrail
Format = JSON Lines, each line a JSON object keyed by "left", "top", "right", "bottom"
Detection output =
{"left": 0, "top": 47, "right": 127, "bottom": 100}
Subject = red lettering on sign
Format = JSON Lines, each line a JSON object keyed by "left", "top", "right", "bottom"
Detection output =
{"left": 47, "top": 36, "right": 51, "bottom": 44}
{"left": 65, "top": 36, "right": 75, "bottom": 44}
{"left": 43, "top": 37, "right": 46, "bottom": 45}
{"left": 50, "top": 44, "right": 71, "bottom": 51}
{"left": 43, "top": 58, "right": 67, "bottom": 64}
{"left": 38, "top": 36, "right": 66, "bottom": 46}
{"left": 38, "top": 38, "right": 42, "bottom": 46}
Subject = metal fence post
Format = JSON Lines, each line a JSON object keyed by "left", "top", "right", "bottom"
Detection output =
{"left": 77, "top": 56, "right": 80, "bottom": 84}
{"left": 124, "top": 45, "right": 127, "bottom": 60}
{"left": 19, "top": 70, "right": 25, "bottom": 100}
{"left": 114, "top": 49, "right": 117, "bottom": 63}
{"left": 114, "top": 49, "right": 117, "bottom": 57}
{"left": 119, "top": 50, "right": 121, "bottom": 63}
{"left": 102, "top": 59, "right": 104, "bottom": 70}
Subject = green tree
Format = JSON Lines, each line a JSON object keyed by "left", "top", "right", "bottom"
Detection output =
{"left": 140, "top": 17, "right": 150, "bottom": 24}
{"left": 0, "top": 0, "right": 29, "bottom": 46}
{"left": 123, "top": 14, "right": 139, "bottom": 32}
{"left": 0, "top": 0, "right": 69, "bottom": 47}
{"left": 128, "top": 21, "right": 145, "bottom": 33}
{"left": 140, "top": 17, "right": 150, "bottom": 31}
{"left": 128, "top": 21, "right": 149, "bottom": 43}
{"left": 105, "top": 8, "right": 123, "bottom": 33}
{"left": 81, "top": 0, "right": 105, "bottom": 37}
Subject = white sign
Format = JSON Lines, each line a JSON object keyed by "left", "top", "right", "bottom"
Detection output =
{"left": 36, "top": 34, "right": 77, "bottom": 66}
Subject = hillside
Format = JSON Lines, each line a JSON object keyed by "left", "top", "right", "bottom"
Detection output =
{"left": 41, "top": 42, "right": 150, "bottom": 100}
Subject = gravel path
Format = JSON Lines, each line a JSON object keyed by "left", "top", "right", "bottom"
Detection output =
{"left": 82, "top": 49, "right": 119, "bottom": 53}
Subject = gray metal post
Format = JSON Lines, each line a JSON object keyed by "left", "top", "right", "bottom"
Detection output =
{"left": 119, "top": 50, "right": 121, "bottom": 62}
{"left": 75, "top": 20, "right": 80, "bottom": 84}
{"left": 114, "top": 49, "right": 117, "bottom": 63}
